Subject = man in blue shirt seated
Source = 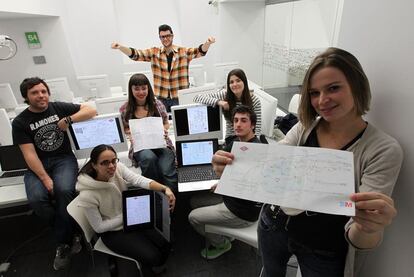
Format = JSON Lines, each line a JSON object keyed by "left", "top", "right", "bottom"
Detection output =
{"left": 188, "top": 105, "right": 263, "bottom": 259}
{"left": 12, "top": 77, "right": 96, "bottom": 270}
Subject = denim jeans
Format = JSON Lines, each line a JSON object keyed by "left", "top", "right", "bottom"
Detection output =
{"left": 158, "top": 97, "right": 178, "bottom": 113}
{"left": 258, "top": 205, "right": 345, "bottom": 277}
{"left": 188, "top": 202, "right": 252, "bottom": 246}
{"left": 24, "top": 153, "right": 78, "bottom": 245}
{"left": 133, "top": 148, "right": 178, "bottom": 194}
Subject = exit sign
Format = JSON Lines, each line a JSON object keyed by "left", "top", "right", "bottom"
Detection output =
{"left": 25, "top": 32, "right": 41, "bottom": 49}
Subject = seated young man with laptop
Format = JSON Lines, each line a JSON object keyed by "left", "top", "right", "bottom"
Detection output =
{"left": 188, "top": 105, "right": 263, "bottom": 259}
{"left": 11, "top": 77, "right": 96, "bottom": 270}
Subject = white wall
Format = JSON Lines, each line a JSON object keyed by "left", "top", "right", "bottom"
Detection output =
{"left": 218, "top": 1, "right": 265, "bottom": 85}
{"left": 175, "top": 0, "right": 219, "bottom": 82}
{"left": 0, "top": 17, "right": 77, "bottom": 102}
{"left": 0, "top": 0, "right": 61, "bottom": 16}
{"left": 338, "top": 1, "right": 414, "bottom": 276}
{"left": 59, "top": 0, "right": 124, "bottom": 91}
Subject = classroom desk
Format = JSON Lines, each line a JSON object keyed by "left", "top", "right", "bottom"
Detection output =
{"left": 0, "top": 184, "right": 27, "bottom": 208}
{"left": 1, "top": 104, "right": 283, "bottom": 207}
{"left": 0, "top": 150, "right": 138, "bottom": 209}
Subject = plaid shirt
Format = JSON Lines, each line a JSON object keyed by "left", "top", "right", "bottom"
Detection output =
{"left": 130, "top": 45, "right": 204, "bottom": 98}
{"left": 119, "top": 99, "right": 175, "bottom": 167}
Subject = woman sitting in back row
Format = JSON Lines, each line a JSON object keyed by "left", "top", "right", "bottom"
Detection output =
{"left": 120, "top": 73, "right": 177, "bottom": 193}
{"left": 194, "top": 68, "right": 261, "bottom": 143}
{"left": 211, "top": 48, "right": 403, "bottom": 277}
{"left": 76, "top": 144, "right": 175, "bottom": 276}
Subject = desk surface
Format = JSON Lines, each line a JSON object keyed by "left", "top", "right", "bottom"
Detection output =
{"left": 0, "top": 151, "right": 139, "bottom": 209}
{"left": 0, "top": 184, "right": 27, "bottom": 207}
{"left": 1, "top": 98, "right": 282, "bottom": 207}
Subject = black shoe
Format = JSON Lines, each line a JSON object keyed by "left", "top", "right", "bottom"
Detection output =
{"left": 71, "top": 234, "right": 82, "bottom": 254}
{"left": 53, "top": 244, "right": 71, "bottom": 270}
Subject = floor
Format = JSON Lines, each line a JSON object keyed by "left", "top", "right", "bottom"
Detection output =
{"left": 0, "top": 193, "right": 298, "bottom": 277}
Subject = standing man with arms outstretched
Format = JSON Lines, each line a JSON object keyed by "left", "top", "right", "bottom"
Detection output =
{"left": 12, "top": 77, "right": 96, "bottom": 270}
{"left": 112, "top": 24, "right": 215, "bottom": 112}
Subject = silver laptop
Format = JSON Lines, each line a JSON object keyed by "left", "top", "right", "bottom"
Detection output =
{"left": 0, "top": 145, "right": 28, "bottom": 187}
{"left": 176, "top": 138, "right": 219, "bottom": 192}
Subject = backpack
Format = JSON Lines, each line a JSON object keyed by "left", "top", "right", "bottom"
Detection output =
{"left": 274, "top": 113, "right": 298, "bottom": 135}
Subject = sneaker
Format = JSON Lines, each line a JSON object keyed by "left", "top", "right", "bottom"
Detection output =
{"left": 71, "top": 234, "right": 82, "bottom": 254}
{"left": 53, "top": 244, "right": 71, "bottom": 270}
{"left": 200, "top": 239, "right": 232, "bottom": 260}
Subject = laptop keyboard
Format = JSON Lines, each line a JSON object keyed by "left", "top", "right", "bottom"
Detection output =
{"left": 1, "top": 170, "right": 26, "bottom": 178}
{"left": 179, "top": 167, "right": 219, "bottom": 183}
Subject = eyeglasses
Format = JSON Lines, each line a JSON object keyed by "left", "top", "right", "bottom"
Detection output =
{"left": 99, "top": 158, "right": 119, "bottom": 167}
{"left": 159, "top": 34, "right": 173, "bottom": 40}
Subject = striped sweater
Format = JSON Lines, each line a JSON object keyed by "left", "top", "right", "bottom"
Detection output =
{"left": 193, "top": 88, "right": 262, "bottom": 138}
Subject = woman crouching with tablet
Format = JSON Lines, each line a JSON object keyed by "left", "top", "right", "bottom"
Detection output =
{"left": 76, "top": 144, "right": 175, "bottom": 276}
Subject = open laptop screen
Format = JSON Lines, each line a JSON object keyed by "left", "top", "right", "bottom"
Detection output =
{"left": 67, "top": 113, "right": 128, "bottom": 159}
{"left": 0, "top": 145, "right": 27, "bottom": 171}
{"left": 172, "top": 104, "right": 222, "bottom": 141}
{"left": 176, "top": 139, "right": 218, "bottom": 167}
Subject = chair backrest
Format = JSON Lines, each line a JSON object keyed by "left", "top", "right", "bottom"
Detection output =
{"left": 14, "top": 105, "right": 29, "bottom": 116}
{"left": 95, "top": 95, "right": 127, "bottom": 115}
{"left": 252, "top": 89, "right": 278, "bottom": 137}
{"left": 67, "top": 196, "right": 96, "bottom": 243}
{"left": 0, "top": 108, "right": 13, "bottom": 146}
{"left": 288, "top": 94, "right": 301, "bottom": 114}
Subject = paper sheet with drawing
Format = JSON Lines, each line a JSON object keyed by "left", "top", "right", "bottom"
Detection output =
{"left": 216, "top": 142, "right": 355, "bottom": 216}
{"left": 129, "top": 117, "right": 167, "bottom": 153}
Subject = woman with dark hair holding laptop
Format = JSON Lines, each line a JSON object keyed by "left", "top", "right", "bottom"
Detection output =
{"left": 120, "top": 73, "right": 177, "bottom": 193}
{"left": 76, "top": 144, "right": 175, "bottom": 276}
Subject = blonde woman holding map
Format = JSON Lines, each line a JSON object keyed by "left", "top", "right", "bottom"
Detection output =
{"left": 212, "top": 48, "right": 403, "bottom": 277}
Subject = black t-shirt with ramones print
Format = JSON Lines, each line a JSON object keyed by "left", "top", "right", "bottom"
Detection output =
{"left": 12, "top": 102, "right": 80, "bottom": 160}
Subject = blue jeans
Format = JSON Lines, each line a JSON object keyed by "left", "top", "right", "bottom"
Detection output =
{"left": 133, "top": 148, "right": 178, "bottom": 193}
{"left": 258, "top": 205, "right": 345, "bottom": 277}
{"left": 158, "top": 97, "right": 178, "bottom": 113}
{"left": 24, "top": 153, "right": 78, "bottom": 245}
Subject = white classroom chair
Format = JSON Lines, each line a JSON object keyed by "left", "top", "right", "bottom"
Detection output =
{"left": 288, "top": 94, "right": 301, "bottom": 115}
{"left": 206, "top": 218, "right": 301, "bottom": 277}
{"left": 67, "top": 196, "right": 143, "bottom": 276}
